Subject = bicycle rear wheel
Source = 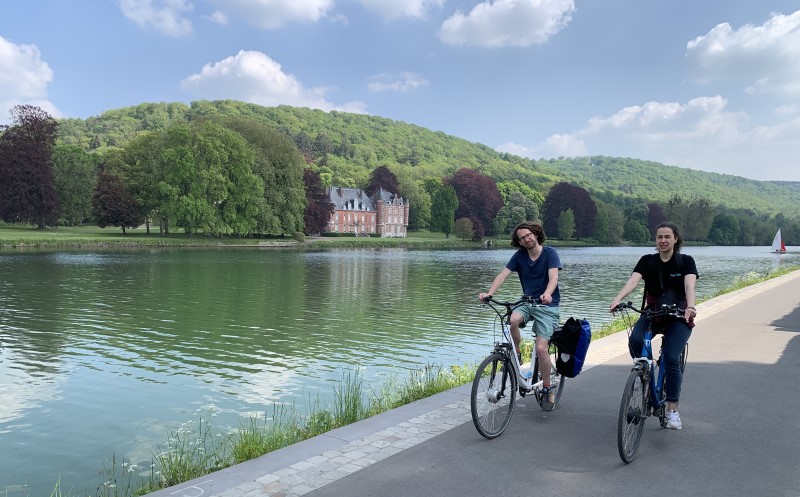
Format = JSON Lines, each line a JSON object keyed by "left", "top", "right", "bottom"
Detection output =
{"left": 531, "top": 346, "right": 566, "bottom": 409}
{"left": 617, "top": 368, "right": 648, "bottom": 463}
{"left": 471, "top": 352, "right": 517, "bottom": 439}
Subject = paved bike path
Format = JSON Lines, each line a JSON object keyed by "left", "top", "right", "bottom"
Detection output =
{"left": 149, "top": 270, "right": 800, "bottom": 497}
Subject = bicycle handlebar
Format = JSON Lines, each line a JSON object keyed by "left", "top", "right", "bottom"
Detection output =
{"left": 480, "top": 295, "right": 547, "bottom": 323}
{"left": 612, "top": 301, "right": 685, "bottom": 319}
{"left": 481, "top": 295, "right": 544, "bottom": 307}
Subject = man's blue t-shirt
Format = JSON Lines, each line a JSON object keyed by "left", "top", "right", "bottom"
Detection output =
{"left": 506, "top": 245, "right": 562, "bottom": 305}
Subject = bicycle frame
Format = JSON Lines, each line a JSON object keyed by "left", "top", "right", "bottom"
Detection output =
{"left": 637, "top": 328, "right": 667, "bottom": 412}
{"left": 486, "top": 297, "right": 558, "bottom": 399}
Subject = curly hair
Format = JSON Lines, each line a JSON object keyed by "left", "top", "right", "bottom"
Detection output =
{"left": 511, "top": 222, "right": 545, "bottom": 248}
{"left": 655, "top": 221, "right": 683, "bottom": 252}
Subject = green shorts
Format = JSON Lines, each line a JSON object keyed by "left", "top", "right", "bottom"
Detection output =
{"left": 514, "top": 304, "right": 560, "bottom": 340}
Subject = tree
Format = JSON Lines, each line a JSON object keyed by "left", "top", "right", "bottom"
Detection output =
{"left": 496, "top": 179, "right": 544, "bottom": 207}
{"left": 448, "top": 168, "right": 503, "bottom": 236}
{"left": 222, "top": 117, "right": 306, "bottom": 235}
{"left": 494, "top": 191, "right": 540, "bottom": 236}
{"left": 395, "top": 172, "right": 430, "bottom": 231}
{"left": 623, "top": 219, "right": 651, "bottom": 243}
{"left": 685, "top": 197, "right": 714, "bottom": 241}
{"left": 453, "top": 217, "right": 474, "bottom": 241}
{"left": 303, "top": 168, "right": 334, "bottom": 235}
{"left": 92, "top": 169, "right": 143, "bottom": 234}
{"left": 470, "top": 216, "right": 485, "bottom": 241}
{"left": 120, "top": 132, "right": 170, "bottom": 234}
{"left": 557, "top": 209, "right": 576, "bottom": 240}
{"left": 542, "top": 182, "right": 597, "bottom": 239}
{"left": 646, "top": 202, "right": 667, "bottom": 236}
{"left": 365, "top": 165, "right": 401, "bottom": 197}
{"left": 0, "top": 105, "right": 60, "bottom": 228}
{"left": 153, "top": 122, "right": 263, "bottom": 237}
{"left": 665, "top": 195, "right": 690, "bottom": 239}
{"left": 594, "top": 201, "right": 625, "bottom": 244}
{"left": 708, "top": 213, "right": 740, "bottom": 245}
{"left": 429, "top": 184, "right": 458, "bottom": 238}
{"left": 52, "top": 144, "right": 99, "bottom": 226}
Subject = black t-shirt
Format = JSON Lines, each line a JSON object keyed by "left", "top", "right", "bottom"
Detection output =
{"left": 633, "top": 252, "right": 699, "bottom": 302}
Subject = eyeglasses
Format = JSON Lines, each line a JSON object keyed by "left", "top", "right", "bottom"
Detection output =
{"left": 519, "top": 233, "right": 535, "bottom": 241}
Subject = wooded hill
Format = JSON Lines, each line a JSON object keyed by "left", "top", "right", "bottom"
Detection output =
{"left": 57, "top": 100, "right": 800, "bottom": 218}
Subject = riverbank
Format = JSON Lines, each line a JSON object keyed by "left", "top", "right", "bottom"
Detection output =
{"left": 0, "top": 223, "right": 637, "bottom": 250}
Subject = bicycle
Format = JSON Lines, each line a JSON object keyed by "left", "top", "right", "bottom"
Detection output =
{"left": 470, "top": 295, "right": 566, "bottom": 439}
{"left": 612, "top": 301, "right": 689, "bottom": 463}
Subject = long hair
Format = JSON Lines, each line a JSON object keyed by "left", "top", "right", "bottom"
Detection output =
{"left": 511, "top": 222, "right": 545, "bottom": 248}
{"left": 655, "top": 221, "right": 683, "bottom": 252}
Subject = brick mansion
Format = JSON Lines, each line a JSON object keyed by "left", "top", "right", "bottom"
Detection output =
{"left": 326, "top": 187, "right": 409, "bottom": 237}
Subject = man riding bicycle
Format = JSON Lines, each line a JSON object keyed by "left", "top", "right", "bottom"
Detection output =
{"left": 479, "top": 222, "right": 562, "bottom": 410}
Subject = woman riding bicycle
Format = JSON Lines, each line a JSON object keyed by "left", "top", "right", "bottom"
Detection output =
{"left": 479, "top": 222, "right": 562, "bottom": 410}
{"left": 610, "top": 221, "right": 698, "bottom": 430}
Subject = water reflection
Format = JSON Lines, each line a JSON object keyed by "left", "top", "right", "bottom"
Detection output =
{"left": 0, "top": 246, "right": 797, "bottom": 495}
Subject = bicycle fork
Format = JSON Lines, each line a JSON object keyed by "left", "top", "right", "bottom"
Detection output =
{"left": 485, "top": 344, "right": 514, "bottom": 404}
{"left": 640, "top": 330, "right": 667, "bottom": 412}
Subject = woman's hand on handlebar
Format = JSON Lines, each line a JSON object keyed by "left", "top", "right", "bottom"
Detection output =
{"left": 611, "top": 301, "right": 633, "bottom": 313}
{"left": 478, "top": 292, "right": 492, "bottom": 302}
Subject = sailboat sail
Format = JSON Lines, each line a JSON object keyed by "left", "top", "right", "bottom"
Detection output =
{"left": 771, "top": 229, "right": 787, "bottom": 253}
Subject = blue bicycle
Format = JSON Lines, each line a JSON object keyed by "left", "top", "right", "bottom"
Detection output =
{"left": 612, "top": 302, "right": 688, "bottom": 463}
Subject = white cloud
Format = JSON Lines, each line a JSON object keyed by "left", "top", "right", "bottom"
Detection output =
{"left": 358, "top": 0, "right": 444, "bottom": 20}
{"left": 204, "top": 10, "right": 228, "bottom": 24}
{"left": 438, "top": 0, "right": 575, "bottom": 48}
{"left": 0, "top": 36, "right": 60, "bottom": 124}
{"left": 119, "top": 0, "right": 194, "bottom": 37}
{"left": 180, "top": 50, "right": 367, "bottom": 113}
{"left": 207, "top": 0, "right": 334, "bottom": 29}
{"left": 368, "top": 72, "right": 428, "bottom": 92}
{"left": 521, "top": 95, "right": 800, "bottom": 180}
{"left": 686, "top": 10, "right": 800, "bottom": 96}
{"left": 496, "top": 133, "right": 586, "bottom": 159}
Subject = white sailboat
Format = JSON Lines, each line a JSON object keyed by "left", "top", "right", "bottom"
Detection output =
{"left": 771, "top": 229, "right": 787, "bottom": 253}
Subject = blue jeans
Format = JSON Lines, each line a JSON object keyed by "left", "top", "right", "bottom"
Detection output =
{"left": 628, "top": 316, "right": 692, "bottom": 403}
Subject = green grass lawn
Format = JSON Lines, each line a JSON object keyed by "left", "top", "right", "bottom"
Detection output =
{"left": 0, "top": 224, "right": 487, "bottom": 249}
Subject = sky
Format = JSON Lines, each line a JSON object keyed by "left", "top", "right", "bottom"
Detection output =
{"left": 2, "top": 1, "right": 800, "bottom": 182}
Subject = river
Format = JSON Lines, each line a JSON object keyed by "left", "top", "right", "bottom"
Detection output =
{"left": 0, "top": 245, "right": 796, "bottom": 495}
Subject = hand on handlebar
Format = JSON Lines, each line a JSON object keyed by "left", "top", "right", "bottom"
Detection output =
{"left": 610, "top": 301, "right": 630, "bottom": 313}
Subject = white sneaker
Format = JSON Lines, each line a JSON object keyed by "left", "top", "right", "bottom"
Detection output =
{"left": 666, "top": 410, "right": 682, "bottom": 430}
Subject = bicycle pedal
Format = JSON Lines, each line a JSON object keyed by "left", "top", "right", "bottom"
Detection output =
{"left": 518, "top": 386, "right": 528, "bottom": 397}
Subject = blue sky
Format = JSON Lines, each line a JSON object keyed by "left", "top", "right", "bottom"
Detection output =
{"left": 2, "top": 1, "right": 799, "bottom": 181}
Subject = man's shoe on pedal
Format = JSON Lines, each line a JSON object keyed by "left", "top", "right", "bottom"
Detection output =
{"left": 540, "top": 386, "right": 555, "bottom": 411}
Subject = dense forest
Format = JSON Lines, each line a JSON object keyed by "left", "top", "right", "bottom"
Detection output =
{"left": 2, "top": 100, "right": 799, "bottom": 245}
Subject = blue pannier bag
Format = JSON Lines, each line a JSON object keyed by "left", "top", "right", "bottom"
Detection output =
{"left": 553, "top": 317, "right": 592, "bottom": 378}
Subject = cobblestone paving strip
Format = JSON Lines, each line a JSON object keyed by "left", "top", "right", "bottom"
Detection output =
{"left": 213, "top": 402, "right": 472, "bottom": 497}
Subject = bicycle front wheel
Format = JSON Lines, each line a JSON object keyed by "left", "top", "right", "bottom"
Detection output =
{"left": 471, "top": 352, "right": 517, "bottom": 439}
{"left": 617, "top": 368, "right": 648, "bottom": 463}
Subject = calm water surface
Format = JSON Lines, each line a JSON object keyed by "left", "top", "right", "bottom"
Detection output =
{"left": 0, "top": 245, "right": 796, "bottom": 495}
